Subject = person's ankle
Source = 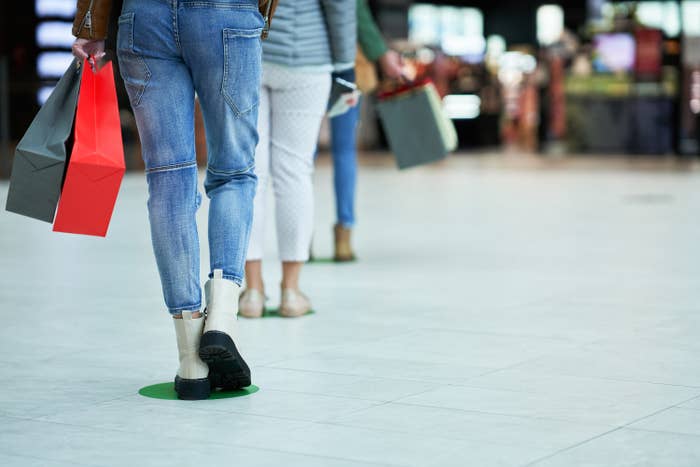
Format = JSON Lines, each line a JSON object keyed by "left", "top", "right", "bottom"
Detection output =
{"left": 246, "top": 283, "right": 264, "bottom": 293}
{"left": 173, "top": 311, "right": 203, "bottom": 320}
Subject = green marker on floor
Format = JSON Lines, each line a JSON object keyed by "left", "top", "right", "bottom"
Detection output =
{"left": 308, "top": 257, "right": 357, "bottom": 264}
{"left": 258, "top": 307, "right": 315, "bottom": 318}
{"left": 139, "top": 383, "right": 260, "bottom": 400}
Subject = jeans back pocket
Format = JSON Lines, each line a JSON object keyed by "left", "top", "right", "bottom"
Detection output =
{"left": 117, "top": 13, "right": 151, "bottom": 108}
{"left": 221, "top": 28, "right": 262, "bottom": 117}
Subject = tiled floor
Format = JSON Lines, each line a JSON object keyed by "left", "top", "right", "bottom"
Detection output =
{"left": 1, "top": 153, "right": 700, "bottom": 466}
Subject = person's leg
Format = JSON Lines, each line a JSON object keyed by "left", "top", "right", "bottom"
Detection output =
{"left": 181, "top": 8, "right": 262, "bottom": 285}
{"left": 330, "top": 99, "right": 360, "bottom": 229}
{"left": 179, "top": 1, "right": 263, "bottom": 388}
{"left": 240, "top": 81, "right": 272, "bottom": 318}
{"left": 266, "top": 64, "right": 331, "bottom": 316}
{"left": 244, "top": 79, "right": 272, "bottom": 294}
{"left": 117, "top": 0, "right": 208, "bottom": 399}
{"left": 329, "top": 99, "right": 360, "bottom": 261}
{"left": 118, "top": 0, "right": 200, "bottom": 316}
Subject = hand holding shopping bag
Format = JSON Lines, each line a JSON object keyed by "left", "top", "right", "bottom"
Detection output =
{"left": 5, "top": 60, "right": 82, "bottom": 222}
{"left": 53, "top": 59, "right": 125, "bottom": 237}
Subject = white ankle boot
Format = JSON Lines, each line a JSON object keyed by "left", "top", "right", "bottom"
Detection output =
{"left": 199, "top": 270, "right": 251, "bottom": 389}
{"left": 173, "top": 312, "right": 210, "bottom": 400}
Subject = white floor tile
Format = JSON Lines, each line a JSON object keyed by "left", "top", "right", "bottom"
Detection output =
{"left": 330, "top": 402, "right": 612, "bottom": 451}
{"left": 394, "top": 379, "right": 700, "bottom": 426}
{"left": 529, "top": 428, "right": 700, "bottom": 467}
{"left": 252, "top": 366, "right": 436, "bottom": 402}
{"left": 268, "top": 351, "right": 493, "bottom": 385}
{"left": 628, "top": 407, "right": 700, "bottom": 436}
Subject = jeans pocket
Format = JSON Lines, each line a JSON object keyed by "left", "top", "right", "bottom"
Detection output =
{"left": 221, "top": 28, "right": 262, "bottom": 117}
{"left": 117, "top": 13, "right": 151, "bottom": 108}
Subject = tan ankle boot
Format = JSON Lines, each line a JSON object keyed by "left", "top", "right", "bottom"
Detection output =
{"left": 333, "top": 224, "right": 355, "bottom": 262}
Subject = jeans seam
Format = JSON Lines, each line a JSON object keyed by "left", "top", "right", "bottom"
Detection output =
{"left": 146, "top": 161, "right": 197, "bottom": 174}
{"left": 181, "top": 3, "right": 257, "bottom": 10}
{"left": 172, "top": 1, "right": 182, "bottom": 52}
{"left": 207, "top": 161, "right": 255, "bottom": 177}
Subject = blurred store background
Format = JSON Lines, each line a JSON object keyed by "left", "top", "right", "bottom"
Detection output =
{"left": 2, "top": 0, "right": 700, "bottom": 178}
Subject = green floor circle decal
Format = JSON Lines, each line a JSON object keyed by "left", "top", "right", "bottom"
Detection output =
{"left": 257, "top": 308, "right": 315, "bottom": 318}
{"left": 308, "top": 257, "right": 357, "bottom": 264}
{"left": 139, "top": 383, "right": 259, "bottom": 400}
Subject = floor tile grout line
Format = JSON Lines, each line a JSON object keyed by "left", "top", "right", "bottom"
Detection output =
{"left": 6, "top": 393, "right": 140, "bottom": 423}
{"left": 479, "top": 353, "right": 700, "bottom": 390}
{"left": 674, "top": 405, "right": 700, "bottom": 412}
{"left": 261, "top": 362, "right": 498, "bottom": 385}
{"left": 624, "top": 426, "right": 700, "bottom": 438}
{"left": 254, "top": 364, "right": 499, "bottom": 387}
{"left": 418, "top": 325, "right": 578, "bottom": 344}
{"left": 181, "top": 402, "right": 378, "bottom": 424}
{"left": 620, "top": 393, "right": 700, "bottom": 429}
{"left": 441, "top": 374, "right": 700, "bottom": 393}
{"left": 520, "top": 426, "right": 625, "bottom": 467}
{"left": 313, "top": 416, "right": 598, "bottom": 452}
{"left": 314, "top": 400, "right": 392, "bottom": 425}
{"left": 379, "top": 399, "right": 621, "bottom": 428}
{"left": 7, "top": 415, "right": 409, "bottom": 467}
{"left": 522, "top": 392, "right": 700, "bottom": 466}
{"left": 672, "top": 393, "right": 700, "bottom": 409}
{"left": 0, "top": 450, "right": 98, "bottom": 467}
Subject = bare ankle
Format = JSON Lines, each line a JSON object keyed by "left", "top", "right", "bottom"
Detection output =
{"left": 173, "top": 311, "right": 203, "bottom": 320}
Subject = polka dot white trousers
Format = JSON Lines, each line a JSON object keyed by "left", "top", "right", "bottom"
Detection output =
{"left": 246, "top": 63, "right": 331, "bottom": 262}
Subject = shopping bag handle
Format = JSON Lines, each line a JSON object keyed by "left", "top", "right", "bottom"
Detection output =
{"left": 376, "top": 77, "right": 433, "bottom": 100}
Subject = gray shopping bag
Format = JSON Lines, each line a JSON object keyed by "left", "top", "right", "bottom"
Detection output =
{"left": 6, "top": 59, "right": 82, "bottom": 223}
{"left": 376, "top": 81, "right": 457, "bottom": 170}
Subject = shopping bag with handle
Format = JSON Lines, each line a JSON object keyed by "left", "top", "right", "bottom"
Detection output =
{"left": 53, "top": 59, "right": 125, "bottom": 237}
{"left": 5, "top": 59, "right": 82, "bottom": 222}
{"left": 376, "top": 79, "right": 458, "bottom": 170}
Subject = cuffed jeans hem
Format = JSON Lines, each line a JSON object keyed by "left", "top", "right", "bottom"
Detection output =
{"left": 337, "top": 220, "right": 355, "bottom": 229}
{"left": 168, "top": 303, "right": 202, "bottom": 316}
{"left": 209, "top": 272, "right": 243, "bottom": 286}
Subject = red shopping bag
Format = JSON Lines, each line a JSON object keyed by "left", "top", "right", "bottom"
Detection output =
{"left": 53, "top": 60, "right": 125, "bottom": 237}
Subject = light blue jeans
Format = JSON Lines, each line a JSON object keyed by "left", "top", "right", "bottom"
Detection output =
{"left": 117, "top": 0, "right": 263, "bottom": 314}
{"left": 330, "top": 77, "right": 360, "bottom": 228}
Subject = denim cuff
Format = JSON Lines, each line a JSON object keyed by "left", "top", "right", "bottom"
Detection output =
{"left": 168, "top": 302, "right": 202, "bottom": 316}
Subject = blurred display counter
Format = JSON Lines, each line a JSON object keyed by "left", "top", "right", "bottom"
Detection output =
{"left": 564, "top": 72, "right": 677, "bottom": 155}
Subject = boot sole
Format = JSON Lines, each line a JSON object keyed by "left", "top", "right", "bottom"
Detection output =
{"left": 174, "top": 375, "right": 211, "bottom": 400}
{"left": 199, "top": 331, "right": 251, "bottom": 390}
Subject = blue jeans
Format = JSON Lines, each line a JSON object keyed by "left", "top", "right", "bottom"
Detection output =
{"left": 117, "top": 0, "right": 263, "bottom": 314}
{"left": 330, "top": 97, "right": 360, "bottom": 228}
